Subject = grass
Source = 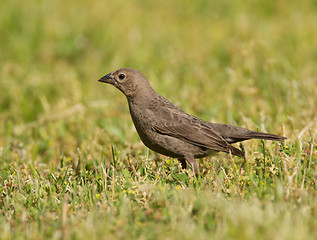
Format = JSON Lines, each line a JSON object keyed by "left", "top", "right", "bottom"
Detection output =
{"left": 1, "top": 0, "right": 317, "bottom": 239}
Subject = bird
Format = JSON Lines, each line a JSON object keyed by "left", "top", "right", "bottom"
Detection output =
{"left": 98, "top": 68, "right": 286, "bottom": 174}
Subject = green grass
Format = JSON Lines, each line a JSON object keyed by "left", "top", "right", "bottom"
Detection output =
{"left": 1, "top": 0, "right": 317, "bottom": 239}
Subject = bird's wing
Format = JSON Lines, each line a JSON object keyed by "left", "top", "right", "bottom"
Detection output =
{"left": 150, "top": 105, "right": 244, "bottom": 157}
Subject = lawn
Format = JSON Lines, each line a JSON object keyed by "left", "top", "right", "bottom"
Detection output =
{"left": 1, "top": 0, "right": 317, "bottom": 239}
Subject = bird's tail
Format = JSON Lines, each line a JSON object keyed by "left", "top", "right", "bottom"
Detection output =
{"left": 227, "top": 132, "right": 286, "bottom": 158}
{"left": 227, "top": 131, "right": 286, "bottom": 144}
{"left": 245, "top": 132, "right": 286, "bottom": 141}
{"left": 211, "top": 123, "right": 286, "bottom": 144}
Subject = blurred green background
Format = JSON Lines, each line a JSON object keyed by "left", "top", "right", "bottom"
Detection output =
{"left": 1, "top": 0, "right": 317, "bottom": 239}
{"left": 1, "top": 0, "right": 316, "bottom": 125}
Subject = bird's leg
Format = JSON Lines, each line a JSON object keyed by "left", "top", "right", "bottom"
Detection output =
{"left": 184, "top": 156, "right": 199, "bottom": 175}
{"left": 178, "top": 158, "right": 187, "bottom": 169}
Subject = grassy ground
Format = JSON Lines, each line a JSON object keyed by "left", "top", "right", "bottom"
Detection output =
{"left": 1, "top": 0, "right": 317, "bottom": 239}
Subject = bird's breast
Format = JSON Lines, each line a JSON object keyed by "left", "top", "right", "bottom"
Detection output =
{"left": 127, "top": 103, "right": 211, "bottom": 159}
{"left": 128, "top": 104, "right": 155, "bottom": 138}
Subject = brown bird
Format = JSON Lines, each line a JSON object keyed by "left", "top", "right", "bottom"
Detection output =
{"left": 98, "top": 68, "right": 286, "bottom": 174}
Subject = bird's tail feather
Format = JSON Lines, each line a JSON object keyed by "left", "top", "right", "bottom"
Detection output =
{"left": 243, "top": 132, "right": 286, "bottom": 141}
{"left": 210, "top": 123, "right": 286, "bottom": 143}
{"left": 227, "top": 132, "right": 286, "bottom": 157}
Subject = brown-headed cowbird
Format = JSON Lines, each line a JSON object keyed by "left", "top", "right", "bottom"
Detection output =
{"left": 99, "top": 68, "right": 286, "bottom": 174}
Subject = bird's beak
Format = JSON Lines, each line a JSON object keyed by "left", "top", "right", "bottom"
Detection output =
{"left": 98, "top": 72, "right": 113, "bottom": 84}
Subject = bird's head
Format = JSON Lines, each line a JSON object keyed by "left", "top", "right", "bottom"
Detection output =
{"left": 98, "top": 68, "right": 153, "bottom": 99}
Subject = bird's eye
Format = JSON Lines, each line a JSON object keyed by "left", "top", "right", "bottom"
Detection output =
{"left": 118, "top": 74, "right": 125, "bottom": 80}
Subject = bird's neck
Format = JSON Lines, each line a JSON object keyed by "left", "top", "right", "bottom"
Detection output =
{"left": 126, "top": 87, "right": 157, "bottom": 108}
